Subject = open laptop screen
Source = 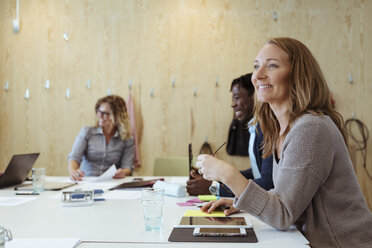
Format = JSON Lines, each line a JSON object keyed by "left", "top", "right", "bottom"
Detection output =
{"left": 0, "top": 153, "right": 40, "bottom": 189}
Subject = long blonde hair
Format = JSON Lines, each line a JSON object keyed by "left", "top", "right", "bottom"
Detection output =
{"left": 254, "top": 37, "right": 347, "bottom": 158}
{"left": 95, "top": 95, "right": 131, "bottom": 140}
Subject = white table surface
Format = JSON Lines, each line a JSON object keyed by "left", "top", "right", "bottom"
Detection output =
{"left": 0, "top": 176, "right": 308, "bottom": 247}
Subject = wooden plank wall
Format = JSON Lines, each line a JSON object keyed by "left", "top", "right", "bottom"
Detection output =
{"left": 0, "top": 0, "right": 371, "bottom": 209}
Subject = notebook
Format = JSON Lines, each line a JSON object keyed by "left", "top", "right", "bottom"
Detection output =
{"left": 0, "top": 153, "right": 40, "bottom": 189}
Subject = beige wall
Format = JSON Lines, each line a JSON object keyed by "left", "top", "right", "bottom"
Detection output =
{"left": 0, "top": 0, "right": 371, "bottom": 208}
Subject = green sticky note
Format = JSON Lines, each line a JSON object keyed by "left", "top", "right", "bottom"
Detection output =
{"left": 198, "top": 195, "right": 218, "bottom": 202}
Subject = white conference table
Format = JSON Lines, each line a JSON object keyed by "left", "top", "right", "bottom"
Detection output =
{"left": 0, "top": 176, "right": 309, "bottom": 247}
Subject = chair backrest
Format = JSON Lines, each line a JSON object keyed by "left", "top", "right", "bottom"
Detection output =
{"left": 153, "top": 157, "right": 190, "bottom": 176}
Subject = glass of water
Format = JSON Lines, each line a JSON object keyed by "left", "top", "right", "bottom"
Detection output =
{"left": 32, "top": 168, "right": 45, "bottom": 193}
{"left": 141, "top": 188, "right": 164, "bottom": 231}
{"left": 0, "top": 225, "right": 12, "bottom": 248}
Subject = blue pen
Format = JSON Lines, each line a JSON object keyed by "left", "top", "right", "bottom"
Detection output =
{"left": 94, "top": 198, "right": 105, "bottom": 201}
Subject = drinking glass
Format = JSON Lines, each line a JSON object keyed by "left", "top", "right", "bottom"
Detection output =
{"left": 141, "top": 188, "right": 164, "bottom": 231}
{"left": 32, "top": 168, "right": 45, "bottom": 193}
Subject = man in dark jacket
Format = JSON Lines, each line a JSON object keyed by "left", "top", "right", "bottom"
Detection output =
{"left": 186, "top": 73, "right": 273, "bottom": 196}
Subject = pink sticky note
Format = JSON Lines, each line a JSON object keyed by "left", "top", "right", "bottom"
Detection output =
{"left": 187, "top": 198, "right": 204, "bottom": 203}
{"left": 177, "top": 202, "right": 195, "bottom": 206}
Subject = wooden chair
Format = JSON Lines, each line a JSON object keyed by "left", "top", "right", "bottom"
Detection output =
{"left": 153, "top": 157, "right": 190, "bottom": 176}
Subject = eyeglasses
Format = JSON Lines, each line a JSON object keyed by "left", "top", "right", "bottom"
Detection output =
{"left": 96, "top": 109, "right": 111, "bottom": 118}
{"left": 196, "top": 141, "right": 227, "bottom": 175}
{"left": 212, "top": 141, "right": 227, "bottom": 156}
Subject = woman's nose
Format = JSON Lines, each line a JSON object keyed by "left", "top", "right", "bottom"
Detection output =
{"left": 255, "top": 66, "right": 267, "bottom": 79}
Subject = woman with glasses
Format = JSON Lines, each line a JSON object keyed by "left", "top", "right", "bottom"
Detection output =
{"left": 68, "top": 95, "right": 134, "bottom": 181}
{"left": 198, "top": 37, "right": 372, "bottom": 247}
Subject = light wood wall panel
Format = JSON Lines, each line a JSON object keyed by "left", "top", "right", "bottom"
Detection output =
{"left": 0, "top": 0, "right": 371, "bottom": 209}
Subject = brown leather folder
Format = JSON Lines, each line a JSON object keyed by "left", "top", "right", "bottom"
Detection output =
{"left": 109, "top": 178, "right": 164, "bottom": 190}
{"left": 168, "top": 228, "right": 258, "bottom": 243}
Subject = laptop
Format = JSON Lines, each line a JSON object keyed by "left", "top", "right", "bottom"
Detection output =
{"left": 0, "top": 153, "right": 40, "bottom": 189}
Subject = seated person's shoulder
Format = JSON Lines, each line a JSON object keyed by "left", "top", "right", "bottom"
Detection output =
{"left": 81, "top": 126, "right": 92, "bottom": 132}
{"left": 291, "top": 114, "right": 333, "bottom": 135}
{"left": 283, "top": 115, "right": 337, "bottom": 167}
{"left": 79, "top": 126, "right": 96, "bottom": 138}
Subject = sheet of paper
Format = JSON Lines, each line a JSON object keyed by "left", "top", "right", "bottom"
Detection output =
{"left": 113, "top": 187, "right": 145, "bottom": 191}
{"left": 6, "top": 238, "right": 81, "bottom": 248}
{"left": 184, "top": 210, "right": 225, "bottom": 217}
{"left": 104, "top": 190, "right": 141, "bottom": 200}
{"left": 0, "top": 197, "right": 36, "bottom": 206}
{"left": 89, "top": 164, "right": 117, "bottom": 182}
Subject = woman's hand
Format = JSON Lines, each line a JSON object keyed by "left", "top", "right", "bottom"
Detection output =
{"left": 201, "top": 198, "right": 239, "bottom": 216}
{"left": 196, "top": 155, "right": 251, "bottom": 198}
{"left": 69, "top": 168, "right": 85, "bottom": 181}
{"left": 195, "top": 155, "right": 235, "bottom": 182}
{"left": 113, "top": 168, "right": 131, "bottom": 179}
{"left": 68, "top": 160, "right": 84, "bottom": 181}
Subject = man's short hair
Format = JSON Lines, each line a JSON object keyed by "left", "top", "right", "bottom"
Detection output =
{"left": 230, "top": 73, "right": 254, "bottom": 96}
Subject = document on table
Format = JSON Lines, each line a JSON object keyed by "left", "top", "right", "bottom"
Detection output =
{"left": 89, "top": 164, "right": 117, "bottom": 182}
{"left": 7, "top": 238, "right": 81, "bottom": 248}
{"left": 0, "top": 197, "right": 36, "bottom": 206}
{"left": 104, "top": 190, "right": 141, "bottom": 200}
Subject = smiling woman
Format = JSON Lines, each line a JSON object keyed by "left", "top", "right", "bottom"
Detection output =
{"left": 253, "top": 38, "right": 347, "bottom": 159}
{"left": 197, "top": 37, "right": 372, "bottom": 248}
{"left": 252, "top": 42, "right": 292, "bottom": 158}
{"left": 252, "top": 44, "right": 291, "bottom": 111}
{"left": 67, "top": 95, "right": 135, "bottom": 181}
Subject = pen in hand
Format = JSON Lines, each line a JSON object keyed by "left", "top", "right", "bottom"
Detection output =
{"left": 212, "top": 141, "right": 227, "bottom": 157}
{"left": 198, "top": 205, "right": 230, "bottom": 211}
